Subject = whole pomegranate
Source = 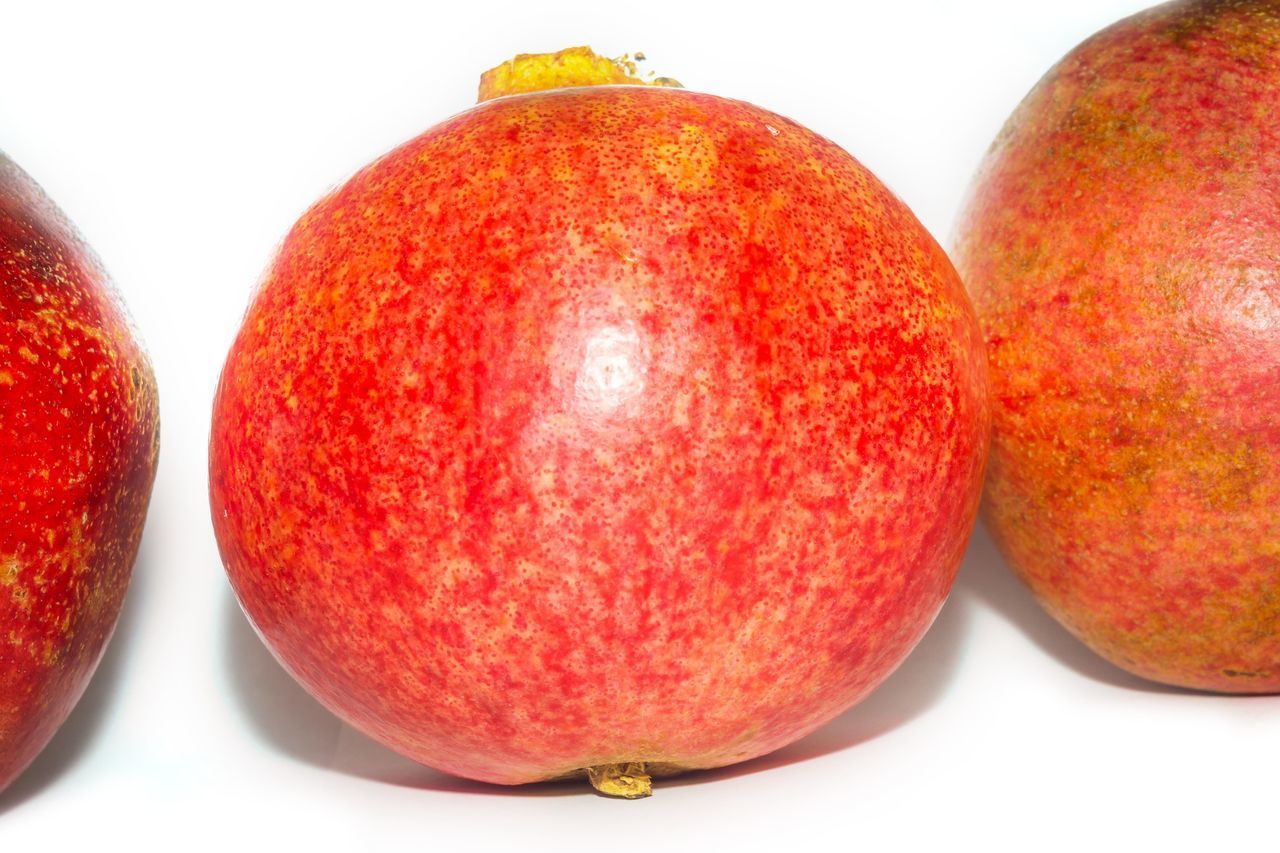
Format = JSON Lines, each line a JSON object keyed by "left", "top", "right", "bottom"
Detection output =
{"left": 0, "top": 154, "right": 158, "bottom": 793}
{"left": 211, "top": 48, "right": 988, "bottom": 795}
{"left": 953, "top": 1, "right": 1280, "bottom": 692}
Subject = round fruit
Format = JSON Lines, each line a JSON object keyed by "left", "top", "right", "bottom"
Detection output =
{"left": 953, "top": 1, "right": 1280, "bottom": 692}
{"left": 0, "top": 154, "right": 159, "bottom": 792}
{"left": 211, "top": 48, "right": 988, "bottom": 795}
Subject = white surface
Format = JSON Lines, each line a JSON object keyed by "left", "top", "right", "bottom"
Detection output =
{"left": 1, "top": 1, "right": 1275, "bottom": 849}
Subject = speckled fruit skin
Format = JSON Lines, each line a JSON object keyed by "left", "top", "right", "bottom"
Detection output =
{"left": 953, "top": 0, "right": 1280, "bottom": 692}
{"left": 210, "top": 85, "right": 989, "bottom": 786}
{"left": 0, "top": 154, "right": 159, "bottom": 792}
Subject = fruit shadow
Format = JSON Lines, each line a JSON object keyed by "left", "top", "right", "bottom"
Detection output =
{"left": 0, "top": 532, "right": 156, "bottom": 814}
{"left": 221, "top": 591, "right": 588, "bottom": 795}
{"left": 661, "top": 573, "right": 971, "bottom": 789}
{"left": 221, "top": 562, "right": 971, "bottom": 797}
{"left": 956, "top": 521, "right": 1191, "bottom": 694}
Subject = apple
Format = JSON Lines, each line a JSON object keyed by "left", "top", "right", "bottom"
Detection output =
{"left": 211, "top": 48, "right": 989, "bottom": 795}
{"left": 0, "top": 154, "right": 159, "bottom": 793}
{"left": 953, "top": 0, "right": 1280, "bottom": 692}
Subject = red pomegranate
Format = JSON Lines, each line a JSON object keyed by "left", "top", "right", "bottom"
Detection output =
{"left": 0, "top": 154, "right": 159, "bottom": 792}
{"left": 953, "top": 1, "right": 1280, "bottom": 692}
{"left": 211, "top": 48, "right": 988, "bottom": 795}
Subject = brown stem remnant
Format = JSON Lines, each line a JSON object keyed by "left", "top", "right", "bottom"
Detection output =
{"left": 585, "top": 762, "right": 653, "bottom": 799}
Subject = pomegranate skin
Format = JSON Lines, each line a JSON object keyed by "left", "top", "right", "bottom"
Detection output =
{"left": 0, "top": 155, "right": 159, "bottom": 792}
{"left": 954, "top": 1, "right": 1280, "bottom": 692}
{"left": 211, "top": 86, "right": 988, "bottom": 785}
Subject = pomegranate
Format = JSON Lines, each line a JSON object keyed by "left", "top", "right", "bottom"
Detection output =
{"left": 953, "top": 0, "right": 1280, "bottom": 692}
{"left": 211, "top": 48, "right": 988, "bottom": 795}
{"left": 0, "top": 154, "right": 158, "bottom": 792}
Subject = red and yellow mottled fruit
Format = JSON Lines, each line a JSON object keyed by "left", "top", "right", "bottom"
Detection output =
{"left": 0, "top": 155, "right": 158, "bottom": 792}
{"left": 954, "top": 0, "right": 1280, "bottom": 692}
{"left": 211, "top": 48, "right": 988, "bottom": 796}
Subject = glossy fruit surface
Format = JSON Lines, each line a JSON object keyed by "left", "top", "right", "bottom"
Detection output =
{"left": 211, "top": 53, "right": 988, "bottom": 792}
{"left": 0, "top": 154, "right": 159, "bottom": 792}
{"left": 954, "top": 0, "right": 1280, "bottom": 692}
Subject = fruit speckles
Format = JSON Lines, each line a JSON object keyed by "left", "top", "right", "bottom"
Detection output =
{"left": 0, "top": 154, "right": 159, "bottom": 791}
{"left": 212, "top": 82, "right": 988, "bottom": 787}
{"left": 954, "top": 0, "right": 1280, "bottom": 692}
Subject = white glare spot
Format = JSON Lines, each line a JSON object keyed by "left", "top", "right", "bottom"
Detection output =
{"left": 575, "top": 324, "right": 646, "bottom": 413}
{"left": 1225, "top": 269, "right": 1280, "bottom": 332}
{"left": 765, "top": 124, "right": 780, "bottom": 136}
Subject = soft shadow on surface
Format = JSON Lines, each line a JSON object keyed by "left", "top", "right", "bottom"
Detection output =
{"left": 222, "top": 577, "right": 969, "bottom": 797}
{"left": 0, "top": 535, "right": 155, "bottom": 814}
{"left": 220, "top": 592, "right": 583, "bottom": 796}
{"left": 664, "top": 582, "right": 969, "bottom": 789}
{"left": 221, "top": 592, "right": 342, "bottom": 766}
{"left": 956, "top": 521, "right": 1191, "bottom": 694}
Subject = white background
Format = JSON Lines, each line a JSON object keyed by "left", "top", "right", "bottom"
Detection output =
{"left": 1, "top": 1, "right": 1275, "bottom": 849}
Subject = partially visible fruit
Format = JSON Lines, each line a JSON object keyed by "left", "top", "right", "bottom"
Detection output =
{"left": 0, "top": 154, "right": 159, "bottom": 792}
{"left": 954, "top": 0, "right": 1280, "bottom": 692}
